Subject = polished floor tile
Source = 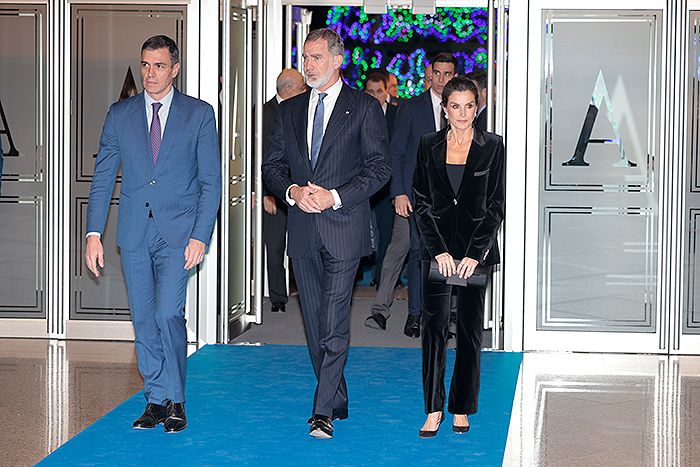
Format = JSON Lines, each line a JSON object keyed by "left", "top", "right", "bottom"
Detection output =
{"left": 0, "top": 339, "right": 141, "bottom": 467}
{"left": 503, "top": 353, "right": 700, "bottom": 467}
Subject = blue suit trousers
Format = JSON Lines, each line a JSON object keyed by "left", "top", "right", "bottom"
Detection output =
{"left": 120, "top": 217, "right": 190, "bottom": 404}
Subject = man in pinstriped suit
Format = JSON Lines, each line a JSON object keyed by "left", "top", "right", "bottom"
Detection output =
{"left": 263, "top": 28, "right": 390, "bottom": 439}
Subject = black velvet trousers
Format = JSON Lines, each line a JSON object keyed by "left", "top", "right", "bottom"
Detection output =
{"left": 421, "top": 260, "right": 488, "bottom": 415}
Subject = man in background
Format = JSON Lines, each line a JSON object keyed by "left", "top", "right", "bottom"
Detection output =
{"left": 262, "top": 69, "right": 307, "bottom": 312}
{"left": 467, "top": 69, "right": 488, "bottom": 131}
{"left": 364, "top": 71, "right": 398, "bottom": 288}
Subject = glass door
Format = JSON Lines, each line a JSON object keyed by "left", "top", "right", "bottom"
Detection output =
{"left": 0, "top": 5, "right": 47, "bottom": 336}
{"left": 523, "top": 0, "right": 666, "bottom": 352}
{"left": 679, "top": 4, "right": 700, "bottom": 354}
{"left": 221, "top": 2, "right": 255, "bottom": 341}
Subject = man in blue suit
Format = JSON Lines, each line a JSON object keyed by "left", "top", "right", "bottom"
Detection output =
{"left": 263, "top": 28, "right": 390, "bottom": 439}
{"left": 85, "top": 35, "right": 221, "bottom": 433}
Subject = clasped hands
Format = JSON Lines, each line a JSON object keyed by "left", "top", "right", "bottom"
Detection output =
{"left": 290, "top": 182, "right": 335, "bottom": 213}
{"left": 435, "top": 252, "right": 478, "bottom": 279}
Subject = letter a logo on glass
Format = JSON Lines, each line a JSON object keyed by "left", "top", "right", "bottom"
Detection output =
{"left": 563, "top": 70, "right": 637, "bottom": 168}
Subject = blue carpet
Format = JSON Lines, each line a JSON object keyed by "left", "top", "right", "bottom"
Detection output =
{"left": 40, "top": 345, "right": 521, "bottom": 466}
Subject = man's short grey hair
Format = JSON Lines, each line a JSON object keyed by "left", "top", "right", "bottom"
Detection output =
{"left": 304, "top": 28, "right": 345, "bottom": 56}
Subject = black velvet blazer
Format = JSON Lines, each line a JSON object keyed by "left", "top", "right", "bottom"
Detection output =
{"left": 413, "top": 127, "right": 505, "bottom": 266}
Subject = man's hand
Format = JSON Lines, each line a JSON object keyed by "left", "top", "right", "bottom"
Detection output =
{"left": 306, "top": 182, "right": 335, "bottom": 211}
{"left": 263, "top": 195, "right": 277, "bottom": 215}
{"left": 85, "top": 236, "right": 105, "bottom": 278}
{"left": 184, "top": 239, "right": 206, "bottom": 270}
{"left": 394, "top": 194, "right": 413, "bottom": 218}
{"left": 290, "top": 185, "right": 321, "bottom": 213}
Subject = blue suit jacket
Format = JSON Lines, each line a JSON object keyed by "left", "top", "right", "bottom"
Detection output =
{"left": 389, "top": 90, "right": 436, "bottom": 202}
{"left": 86, "top": 89, "right": 221, "bottom": 251}
{"left": 262, "top": 84, "right": 391, "bottom": 260}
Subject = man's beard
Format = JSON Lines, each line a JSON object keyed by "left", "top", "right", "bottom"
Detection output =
{"left": 306, "top": 67, "right": 334, "bottom": 90}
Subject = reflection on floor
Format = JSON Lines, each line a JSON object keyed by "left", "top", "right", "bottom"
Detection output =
{"left": 504, "top": 353, "right": 700, "bottom": 466}
{"left": 0, "top": 339, "right": 142, "bottom": 466}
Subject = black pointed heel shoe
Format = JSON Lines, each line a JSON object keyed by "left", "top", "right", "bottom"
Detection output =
{"left": 453, "top": 415, "right": 470, "bottom": 434}
{"left": 419, "top": 413, "right": 444, "bottom": 438}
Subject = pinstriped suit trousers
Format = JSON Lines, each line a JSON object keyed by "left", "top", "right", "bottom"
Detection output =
{"left": 292, "top": 221, "right": 360, "bottom": 418}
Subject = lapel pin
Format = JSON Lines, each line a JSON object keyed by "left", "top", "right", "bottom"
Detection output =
{"left": 345, "top": 110, "right": 351, "bottom": 115}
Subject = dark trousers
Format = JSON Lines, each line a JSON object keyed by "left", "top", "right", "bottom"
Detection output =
{"left": 421, "top": 260, "right": 488, "bottom": 415}
{"left": 407, "top": 214, "right": 422, "bottom": 316}
{"left": 292, "top": 224, "right": 360, "bottom": 417}
{"left": 120, "top": 217, "right": 190, "bottom": 405}
{"left": 371, "top": 188, "right": 395, "bottom": 283}
{"left": 263, "top": 205, "right": 288, "bottom": 304}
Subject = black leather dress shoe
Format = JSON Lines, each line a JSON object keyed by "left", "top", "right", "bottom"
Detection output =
{"left": 271, "top": 302, "right": 286, "bottom": 312}
{"left": 132, "top": 402, "right": 168, "bottom": 429}
{"left": 307, "top": 407, "right": 348, "bottom": 425}
{"left": 419, "top": 413, "right": 444, "bottom": 438}
{"left": 163, "top": 402, "right": 187, "bottom": 433}
{"left": 309, "top": 415, "right": 333, "bottom": 439}
{"left": 404, "top": 314, "right": 420, "bottom": 338}
{"left": 364, "top": 314, "right": 387, "bottom": 330}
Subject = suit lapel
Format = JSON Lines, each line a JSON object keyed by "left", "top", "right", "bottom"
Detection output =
{"left": 456, "top": 128, "right": 487, "bottom": 198}
{"left": 155, "top": 89, "right": 184, "bottom": 172}
{"left": 130, "top": 93, "right": 154, "bottom": 172}
{"left": 316, "top": 84, "right": 352, "bottom": 165}
{"left": 431, "top": 129, "right": 451, "bottom": 195}
{"left": 293, "top": 90, "right": 311, "bottom": 171}
{"left": 431, "top": 127, "right": 487, "bottom": 198}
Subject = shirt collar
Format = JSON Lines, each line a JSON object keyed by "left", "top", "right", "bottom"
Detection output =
{"left": 275, "top": 94, "right": 283, "bottom": 104}
{"left": 311, "top": 76, "right": 343, "bottom": 101}
{"left": 429, "top": 89, "right": 442, "bottom": 108}
{"left": 145, "top": 86, "right": 175, "bottom": 108}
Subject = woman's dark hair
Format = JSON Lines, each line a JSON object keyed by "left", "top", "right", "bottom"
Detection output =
{"left": 441, "top": 76, "right": 479, "bottom": 108}
{"left": 141, "top": 35, "right": 180, "bottom": 66}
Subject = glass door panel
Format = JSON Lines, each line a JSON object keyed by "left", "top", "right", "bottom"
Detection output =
{"left": 524, "top": 1, "right": 664, "bottom": 352}
{"left": 0, "top": 6, "right": 47, "bottom": 321}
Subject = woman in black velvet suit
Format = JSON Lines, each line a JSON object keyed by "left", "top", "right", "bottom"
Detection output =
{"left": 413, "top": 76, "right": 505, "bottom": 437}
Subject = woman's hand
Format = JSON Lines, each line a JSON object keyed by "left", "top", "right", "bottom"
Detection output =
{"left": 457, "top": 257, "right": 479, "bottom": 279}
{"left": 435, "top": 252, "right": 456, "bottom": 277}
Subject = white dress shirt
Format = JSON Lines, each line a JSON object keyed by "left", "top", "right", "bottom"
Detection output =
{"left": 87, "top": 88, "right": 175, "bottom": 238}
{"left": 286, "top": 77, "right": 343, "bottom": 210}
{"left": 430, "top": 89, "right": 442, "bottom": 131}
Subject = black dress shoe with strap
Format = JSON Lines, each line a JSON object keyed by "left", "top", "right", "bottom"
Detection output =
{"left": 309, "top": 414, "right": 333, "bottom": 439}
{"left": 163, "top": 402, "right": 187, "bottom": 433}
{"left": 132, "top": 402, "right": 169, "bottom": 429}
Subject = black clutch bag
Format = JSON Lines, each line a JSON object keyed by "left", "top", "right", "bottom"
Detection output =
{"left": 428, "top": 259, "right": 490, "bottom": 288}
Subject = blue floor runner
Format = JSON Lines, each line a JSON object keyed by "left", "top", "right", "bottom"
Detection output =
{"left": 40, "top": 345, "right": 521, "bottom": 466}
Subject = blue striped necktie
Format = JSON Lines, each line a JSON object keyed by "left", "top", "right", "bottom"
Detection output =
{"left": 310, "top": 92, "right": 327, "bottom": 171}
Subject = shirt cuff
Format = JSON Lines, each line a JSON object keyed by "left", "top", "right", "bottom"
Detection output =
{"left": 330, "top": 189, "right": 342, "bottom": 210}
{"left": 86, "top": 232, "right": 101, "bottom": 238}
{"left": 285, "top": 184, "right": 299, "bottom": 206}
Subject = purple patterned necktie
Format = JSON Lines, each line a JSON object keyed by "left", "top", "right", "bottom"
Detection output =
{"left": 150, "top": 102, "right": 162, "bottom": 165}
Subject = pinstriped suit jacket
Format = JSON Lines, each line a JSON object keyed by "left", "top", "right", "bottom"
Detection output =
{"left": 263, "top": 84, "right": 391, "bottom": 260}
